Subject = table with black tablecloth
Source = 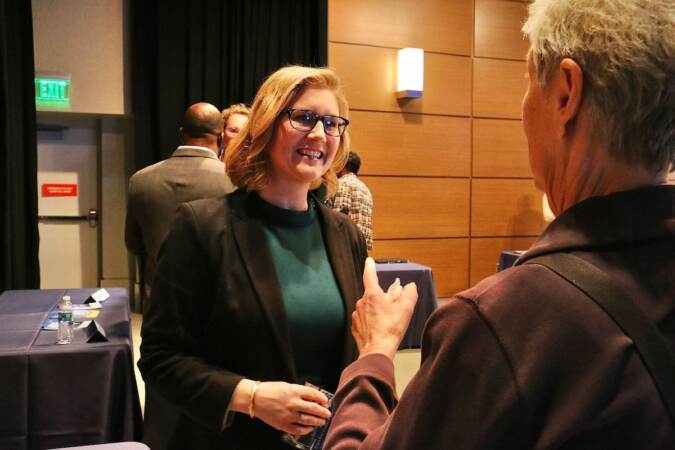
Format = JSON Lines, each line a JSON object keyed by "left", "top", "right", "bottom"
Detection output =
{"left": 48, "top": 442, "right": 149, "bottom": 450}
{"left": 0, "top": 288, "right": 142, "bottom": 450}
{"left": 498, "top": 250, "right": 525, "bottom": 272}
{"left": 375, "top": 262, "right": 439, "bottom": 349}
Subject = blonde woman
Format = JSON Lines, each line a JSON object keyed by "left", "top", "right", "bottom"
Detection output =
{"left": 139, "top": 66, "right": 367, "bottom": 450}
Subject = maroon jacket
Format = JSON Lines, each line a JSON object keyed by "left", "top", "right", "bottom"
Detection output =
{"left": 325, "top": 185, "right": 675, "bottom": 449}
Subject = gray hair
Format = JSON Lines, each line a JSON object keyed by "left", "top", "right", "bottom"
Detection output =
{"left": 522, "top": 0, "right": 674, "bottom": 174}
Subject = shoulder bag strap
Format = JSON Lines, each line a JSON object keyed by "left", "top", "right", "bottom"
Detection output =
{"left": 525, "top": 253, "right": 675, "bottom": 425}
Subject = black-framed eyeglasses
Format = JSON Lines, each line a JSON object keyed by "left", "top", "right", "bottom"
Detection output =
{"left": 284, "top": 109, "right": 349, "bottom": 137}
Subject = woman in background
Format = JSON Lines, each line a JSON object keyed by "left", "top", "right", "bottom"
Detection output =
{"left": 219, "top": 103, "right": 250, "bottom": 160}
{"left": 139, "top": 65, "right": 367, "bottom": 450}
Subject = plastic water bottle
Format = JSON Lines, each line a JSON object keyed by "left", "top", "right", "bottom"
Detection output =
{"left": 56, "top": 295, "right": 74, "bottom": 344}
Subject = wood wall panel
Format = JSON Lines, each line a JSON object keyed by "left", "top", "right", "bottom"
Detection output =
{"left": 330, "top": 43, "right": 396, "bottom": 111}
{"left": 371, "top": 238, "right": 469, "bottom": 297}
{"left": 329, "top": 0, "right": 473, "bottom": 55}
{"left": 473, "top": 118, "right": 530, "bottom": 177}
{"left": 330, "top": 1, "right": 546, "bottom": 301}
{"left": 475, "top": 0, "right": 529, "bottom": 60}
{"left": 329, "top": 43, "right": 471, "bottom": 116}
{"left": 350, "top": 111, "right": 470, "bottom": 177}
{"left": 473, "top": 58, "right": 528, "bottom": 119}
{"left": 424, "top": 52, "right": 472, "bottom": 116}
{"left": 469, "top": 236, "right": 537, "bottom": 286}
{"left": 362, "top": 176, "right": 470, "bottom": 239}
{"left": 471, "top": 179, "right": 546, "bottom": 236}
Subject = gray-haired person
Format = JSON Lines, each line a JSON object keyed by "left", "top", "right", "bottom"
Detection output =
{"left": 326, "top": 0, "right": 675, "bottom": 448}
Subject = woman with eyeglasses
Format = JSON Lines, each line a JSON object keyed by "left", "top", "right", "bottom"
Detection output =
{"left": 138, "top": 65, "right": 367, "bottom": 450}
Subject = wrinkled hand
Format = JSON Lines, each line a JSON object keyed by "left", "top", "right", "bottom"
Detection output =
{"left": 253, "top": 381, "right": 331, "bottom": 435}
{"left": 352, "top": 257, "right": 418, "bottom": 360}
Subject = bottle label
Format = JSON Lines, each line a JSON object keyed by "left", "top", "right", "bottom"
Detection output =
{"left": 58, "top": 311, "right": 73, "bottom": 322}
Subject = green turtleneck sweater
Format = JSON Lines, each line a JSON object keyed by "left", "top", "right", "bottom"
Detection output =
{"left": 254, "top": 193, "right": 345, "bottom": 390}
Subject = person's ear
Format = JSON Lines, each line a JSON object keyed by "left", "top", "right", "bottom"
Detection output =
{"left": 555, "top": 58, "right": 584, "bottom": 133}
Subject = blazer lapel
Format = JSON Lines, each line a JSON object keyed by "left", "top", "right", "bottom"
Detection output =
{"left": 316, "top": 200, "right": 360, "bottom": 367}
{"left": 230, "top": 194, "right": 296, "bottom": 379}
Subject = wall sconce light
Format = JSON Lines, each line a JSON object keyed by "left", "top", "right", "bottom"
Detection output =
{"left": 397, "top": 48, "right": 424, "bottom": 99}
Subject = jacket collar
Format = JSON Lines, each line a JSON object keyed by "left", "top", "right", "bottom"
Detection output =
{"left": 314, "top": 192, "right": 360, "bottom": 369}
{"left": 229, "top": 191, "right": 294, "bottom": 378}
{"left": 172, "top": 146, "right": 219, "bottom": 160}
{"left": 518, "top": 185, "right": 674, "bottom": 264}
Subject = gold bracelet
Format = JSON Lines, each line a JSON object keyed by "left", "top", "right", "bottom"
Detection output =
{"left": 248, "top": 381, "right": 261, "bottom": 419}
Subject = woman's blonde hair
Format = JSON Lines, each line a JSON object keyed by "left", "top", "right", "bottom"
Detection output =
{"left": 225, "top": 65, "right": 350, "bottom": 195}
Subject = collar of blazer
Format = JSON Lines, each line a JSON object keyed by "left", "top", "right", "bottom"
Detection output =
{"left": 229, "top": 190, "right": 358, "bottom": 380}
{"left": 173, "top": 145, "right": 220, "bottom": 160}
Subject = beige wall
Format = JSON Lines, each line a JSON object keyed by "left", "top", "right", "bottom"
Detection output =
{"left": 328, "top": 0, "right": 544, "bottom": 297}
{"left": 33, "top": 0, "right": 133, "bottom": 294}
{"left": 100, "top": 116, "right": 134, "bottom": 290}
{"left": 32, "top": 0, "right": 129, "bottom": 115}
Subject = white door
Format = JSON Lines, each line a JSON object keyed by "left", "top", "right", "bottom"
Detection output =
{"left": 37, "top": 117, "right": 99, "bottom": 288}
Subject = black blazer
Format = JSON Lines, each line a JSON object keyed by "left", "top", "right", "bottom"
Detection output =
{"left": 139, "top": 189, "right": 368, "bottom": 450}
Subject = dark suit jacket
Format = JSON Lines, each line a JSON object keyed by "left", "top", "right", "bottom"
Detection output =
{"left": 139, "top": 189, "right": 368, "bottom": 450}
{"left": 125, "top": 146, "right": 235, "bottom": 305}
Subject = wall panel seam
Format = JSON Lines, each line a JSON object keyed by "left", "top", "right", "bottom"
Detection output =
{"left": 362, "top": 175, "right": 471, "bottom": 180}
{"left": 472, "top": 176, "right": 534, "bottom": 180}
{"left": 469, "top": 235, "right": 540, "bottom": 238}
{"left": 374, "top": 237, "right": 470, "bottom": 242}
{"left": 349, "top": 108, "right": 471, "bottom": 119}
{"left": 329, "top": 40, "right": 472, "bottom": 58}
{"left": 474, "top": 55, "right": 526, "bottom": 63}
{"left": 473, "top": 115, "right": 522, "bottom": 121}
{"left": 468, "top": 0, "right": 477, "bottom": 289}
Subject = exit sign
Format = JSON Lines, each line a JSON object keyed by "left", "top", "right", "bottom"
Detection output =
{"left": 35, "top": 77, "right": 70, "bottom": 103}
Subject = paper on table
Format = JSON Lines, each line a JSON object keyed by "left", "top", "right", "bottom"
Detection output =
{"left": 89, "top": 288, "right": 110, "bottom": 303}
{"left": 41, "top": 319, "right": 93, "bottom": 331}
{"left": 74, "top": 302, "right": 102, "bottom": 310}
{"left": 42, "top": 319, "right": 59, "bottom": 330}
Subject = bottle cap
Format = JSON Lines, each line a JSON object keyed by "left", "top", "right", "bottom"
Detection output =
{"left": 62, "top": 295, "right": 71, "bottom": 301}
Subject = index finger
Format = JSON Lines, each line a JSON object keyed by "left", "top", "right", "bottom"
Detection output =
{"left": 363, "top": 257, "right": 383, "bottom": 294}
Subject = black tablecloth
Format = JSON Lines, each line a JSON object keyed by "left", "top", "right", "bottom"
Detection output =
{"left": 498, "top": 250, "right": 525, "bottom": 272}
{"left": 376, "top": 263, "right": 438, "bottom": 349}
{"left": 0, "top": 288, "right": 142, "bottom": 450}
{"left": 48, "top": 442, "right": 149, "bottom": 450}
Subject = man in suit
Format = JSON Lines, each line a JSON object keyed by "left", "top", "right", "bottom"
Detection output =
{"left": 125, "top": 102, "right": 235, "bottom": 313}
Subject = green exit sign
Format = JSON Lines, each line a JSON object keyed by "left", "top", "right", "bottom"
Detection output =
{"left": 35, "top": 77, "right": 70, "bottom": 103}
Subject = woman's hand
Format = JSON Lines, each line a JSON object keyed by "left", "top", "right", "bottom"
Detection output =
{"left": 352, "top": 257, "right": 418, "bottom": 360}
{"left": 251, "top": 381, "right": 331, "bottom": 435}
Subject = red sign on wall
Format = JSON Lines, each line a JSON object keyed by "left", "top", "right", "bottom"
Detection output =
{"left": 42, "top": 184, "right": 78, "bottom": 197}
